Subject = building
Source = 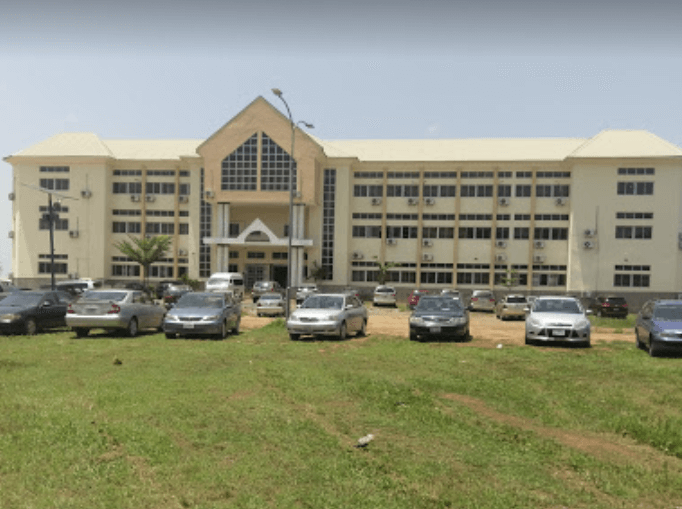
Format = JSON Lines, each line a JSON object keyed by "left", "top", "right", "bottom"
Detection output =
{"left": 6, "top": 96, "right": 682, "bottom": 306}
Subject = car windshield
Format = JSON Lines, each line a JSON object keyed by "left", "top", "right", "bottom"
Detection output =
{"left": 376, "top": 287, "right": 394, "bottom": 293}
{"left": 416, "top": 297, "right": 463, "bottom": 313}
{"left": 507, "top": 296, "right": 527, "bottom": 303}
{"left": 81, "top": 291, "right": 127, "bottom": 302}
{"left": 606, "top": 297, "right": 626, "bottom": 304}
{"left": 654, "top": 305, "right": 682, "bottom": 321}
{"left": 254, "top": 282, "right": 269, "bottom": 289}
{"left": 534, "top": 299, "right": 581, "bottom": 314}
{"left": 301, "top": 296, "right": 344, "bottom": 309}
{"left": 207, "top": 278, "right": 228, "bottom": 285}
{"left": 176, "top": 293, "right": 224, "bottom": 308}
{"left": 0, "top": 293, "right": 43, "bottom": 307}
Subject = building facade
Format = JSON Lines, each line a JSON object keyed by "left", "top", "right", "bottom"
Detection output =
{"left": 6, "top": 97, "right": 682, "bottom": 307}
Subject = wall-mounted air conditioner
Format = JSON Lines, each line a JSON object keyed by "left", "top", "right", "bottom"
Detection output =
{"left": 145, "top": 194, "right": 156, "bottom": 202}
{"left": 407, "top": 197, "right": 419, "bottom": 206}
{"left": 130, "top": 194, "right": 141, "bottom": 202}
{"left": 495, "top": 254, "right": 507, "bottom": 262}
{"left": 371, "top": 197, "right": 382, "bottom": 206}
{"left": 533, "top": 254, "right": 546, "bottom": 263}
{"left": 498, "top": 197, "right": 510, "bottom": 206}
{"left": 534, "top": 240, "right": 545, "bottom": 249}
{"left": 178, "top": 248, "right": 188, "bottom": 256}
{"left": 422, "top": 239, "right": 433, "bottom": 247}
{"left": 205, "top": 190, "right": 215, "bottom": 199}
{"left": 69, "top": 230, "right": 79, "bottom": 238}
{"left": 81, "top": 189, "right": 92, "bottom": 199}
{"left": 8, "top": 192, "right": 15, "bottom": 201}
{"left": 8, "top": 231, "right": 14, "bottom": 239}
{"left": 555, "top": 197, "right": 568, "bottom": 206}
{"left": 351, "top": 251, "right": 364, "bottom": 260}
{"left": 584, "top": 229, "right": 596, "bottom": 237}
{"left": 178, "top": 195, "right": 189, "bottom": 203}
{"left": 424, "top": 197, "right": 436, "bottom": 206}
{"left": 495, "top": 240, "right": 507, "bottom": 248}
{"left": 583, "top": 240, "right": 595, "bottom": 249}
{"left": 422, "top": 253, "right": 434, "bottom": 262}
{"left": 386, "top": 238, "right": 398, "bottom": 246}
{"left": 68, "top": 272, "right": 79, "bottom": 279}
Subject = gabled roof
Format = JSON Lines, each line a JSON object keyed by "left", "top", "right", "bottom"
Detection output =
{"left": 567, "top": 130, "right": 682, "bottom": 159}
{"left": 11, "top": 133, "right": 113, "bottom": 158}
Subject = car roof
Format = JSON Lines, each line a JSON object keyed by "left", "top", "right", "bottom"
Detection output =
{"left": 653, "top": 300, "right": 682, "bottom": 305}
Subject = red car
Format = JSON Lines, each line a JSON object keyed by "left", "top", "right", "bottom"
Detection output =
{"left": 408, "top": 289, "right": 429, "bottom": 309}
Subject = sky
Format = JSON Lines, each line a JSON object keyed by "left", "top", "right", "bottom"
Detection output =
{"left": 1, "top": 0, "right": 682, "bottom": 278}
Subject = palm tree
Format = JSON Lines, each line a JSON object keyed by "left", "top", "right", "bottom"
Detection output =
{"left": 114, "top": 235, "right": 172, "bottom": 287}
{"left": 373, "top": 256, "right": 400, "bottom": 285}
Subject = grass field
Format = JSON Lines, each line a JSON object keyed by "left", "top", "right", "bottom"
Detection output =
{"left": 1, "top": 321, "right": 682, "bottom": 508}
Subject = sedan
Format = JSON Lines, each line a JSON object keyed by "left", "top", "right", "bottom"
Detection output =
{"left": 252, "top": 281, "right": 283, "bottom": 303}
{"left": 495, "top": 295, "right": 528, "bottom": 321}
{"left": 591, "top": 295, "right": 628, "bottom": 318}
{"left": 256, "top": 292, "right": 286, "bottom": 317}
{"left": 525, "top": 296, "right": 591, "bottom": 347}
{"left": 0, "top": 290, "right": 73, "bottom": 335}
{"left": 373, "top": 285, "right": 397, "bottom": 307}
{"left": 635, "top": 300, "right": 682, "bottom": 357}
{"left": 163, "top": 292, "right": 241, "bottom": 339}
{"left": 162, "top": 284, "right": 193, "bottom": 310}
{"left": 409, "top": 296, "right": 470, "bottom": 341}
{"left": 295, "top": 285, "right": 318, "bottom": 305}
{"left": 66, "top": 289, "right": 166, "bottom": 337}
{"left": 287, "top": 294, "right": 368, "bottom": 341}
{"left": 407, "top": 289, "right": 429, "bottom": 309}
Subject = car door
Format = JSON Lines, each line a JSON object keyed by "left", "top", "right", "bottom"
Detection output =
{"left": 39, "top": 293, "right": 63, "bottom": 329}
{"left": 636, "top": 302, "right": 653, "bottom": 344}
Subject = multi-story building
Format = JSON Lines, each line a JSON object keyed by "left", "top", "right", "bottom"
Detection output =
{"left": 6, "top": 96, "right": 682, "bottom": 306}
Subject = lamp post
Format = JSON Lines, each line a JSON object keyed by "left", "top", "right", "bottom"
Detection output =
{"left": 271, "top": 88, "right": 314, "bottom": 319}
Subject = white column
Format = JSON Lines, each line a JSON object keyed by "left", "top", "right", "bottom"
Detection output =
{"left": 292, "top": 204, "right": 305, "bottom": 286}
{"left": 216, "top": 203, "right": 230, "bottom": 271}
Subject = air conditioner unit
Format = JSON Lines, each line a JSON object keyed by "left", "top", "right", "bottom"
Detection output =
{"left": 498, "top": 197, "right": 510, "bottom": 206}
{"left": 178, "top": 248, "right": 188, "bottom": 256}
{"left": 130, "top": 194, "right": 141, "bottom": 202}
{"left": 351, "top": 251, "right": 364, "bottom": 260}
{"left": 145, "top": 194, "right": 156, "bottom": 202}
{"left": 386, "top": 238, "right": 398, "bottom": 246}
{"left": 495, "top": 254, "right": 507, "bottom": 262}
{"left": 555, "top": 197, "right": 568, "bottom": 206}
{"left": 422, "top": 253, "right": 434, "bottom": 262}
{"left": 68, "top": 273, "right": 78, "bottom": 279}
{"left": 583, "top": 240, "right": 595, "bottom": 249}
{"left": 8, "top": 192, "right": 15, "bottom": 201}
{"left": 80, "top": 189, "right": 92, "bottom": 199}
{"left": 534, "top": 240, "right": 545, "bottom": 249}
{"left": 178, "top": 195, "right": 189, "bottom": 203}
{"left": 371, "top": 197, "right": 382, "bottom": 206}
{"left": 205, "top": 190, "right": 215, "bottom": 199}
{"left": 533, "top": 254, "right": 546, "bottom": 263}
{"left": 424, "top": 197, "right": 436, "bottom": 206}
{"left": 407, "top": 197, "right": 419, "bottom": 206}
{"left": 495, "top": 240, "right": 507, "bottom": 248}
{"left": 69, "top": 230, "right": 79, "bottom": 238}
{"left": 8, "top": 231, "right": 14, "bottom": 239}
{"left": 422, "top": 239, "right": 433, "bottom": 247}
{"left": 584, "top": 229, "right": 596, "bottom": 237}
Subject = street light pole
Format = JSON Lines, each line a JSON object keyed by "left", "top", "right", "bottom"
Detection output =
{"left": 271, "top": 88, "right": 313, "bottom": 319}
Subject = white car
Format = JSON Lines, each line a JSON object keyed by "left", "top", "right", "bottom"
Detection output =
{"left": 287, "top": 293, "right": 368, "bottom": 340}
{"left": 256, "top": 292, "right": 286, "bottom": 317}
{"left": 524, "top": 296, "right": 591, "bottom": 347}
{"left": 373, "top": 286, "right": 397, "bottom": 307}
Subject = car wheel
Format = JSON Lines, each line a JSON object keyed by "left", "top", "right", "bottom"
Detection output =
{"left": 462, "top": 328, "right": 471, "bottom": 342}
{"left": 165, "top": 332, "right": 177, "bottom": 339}
{"left": 24, "top": 318, "right": 37, "bottom": 336}
{"left": 127, "top": 318, "right": 138, "bottom": 338}
{"left": 649, "top": 336, "right": 661, "bottom": 357}
{"left": 232, "top": 318, "right": 240, "bottom": 335}
{"left": 357, "top": 319, "right": 367, "bottom": 337}
{"left": 74, "top": 328, "right": 89, "bottom": 338}
{"left": 525, "top": 336, "right": 533, "bottom": 346}
{"left": 289, "top": 333, "right": 300, "bottom": 341}
{"left": 635, "top": 329, "right": 644, "bottom": 350}
{"left": 216, "top": 321, "right": 227, "bottom": 340}
{"left": 338, "top": 321, "right": 347, "bottom": 340}
{"left": 409, "top": 331, "right": 418, "bottom": 341}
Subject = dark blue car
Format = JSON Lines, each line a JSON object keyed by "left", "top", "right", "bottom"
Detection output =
{"left": 635, "top": 300, "right": 682, "bottom": 357}
{"left": 0, "top": 290, "right": 73, "bottom": 335}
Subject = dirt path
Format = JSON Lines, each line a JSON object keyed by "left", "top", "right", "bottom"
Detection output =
{"left": 240, "top": 306, "right": 631, "bottom": 348}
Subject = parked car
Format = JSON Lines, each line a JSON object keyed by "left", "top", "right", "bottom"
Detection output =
{"left": 495, "top": 294, "right": 528, "bottom": 321}
{"left": 251, "top": 281, "right": 283, "bottom": 302}
{"left": 162, "top": 283, "right": 193, "bottom": 310}
{"left": 440, "top": 288, "right": 461, "bottom": 300}
{"left": 0, "top": 290, "right": 73, "bottom": 335}
{"left": 469, "top": 290, "right": 496, "bottom": 312}
{"left": 295, "top": 284, "right": 318, "bottom": 305}
{"left": 590, "top": 295, "right": 628, "bottom": 318}
{"left": 287, "top": 293, "right": 368, "bottom": 341}
{"left": 373, "top": 285, "right": 397, "bottom": 307}
{"left": 56, "top": 278, "right": 101, "bottom": 296}
{"left": 409, "top": 296, "right": 470, "bottom": 341}
{"left": 205, "top": 272, "right": 245, "bottom": 300}
{"left": 0, "top": 280, "right": 19, "bottom": 302}
{"left": 163, "top": 292, "right": 241, "bottom": 339}
{"left": 342, "top": 287, "right": 362, "bottom": 300}
{"left": 66, "top": 289, "right": 166, "bottom": 337}
{"left": 524, "top": 296, "right": 591, "bottom": 347}
{"left": 154, "top": 280, "right": 184, "bottom": 299}
{"left": 635, "top": 300, "right": 682, "bottom": 357}
{"left": 408, "top": 289, "right": 429, "bottom": 309}
{"left": 256, "top": 292, "right": 286, "bottom": 317}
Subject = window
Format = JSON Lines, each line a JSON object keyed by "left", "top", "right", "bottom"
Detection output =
{"left": 614, "top": 266, "right": 650, "bottom": 287}
{"left": 112, "top": 222, "right": 141, "bottom": 234}
{"left": 420, "top": 271, "right": 453, "bottom": 284}
{"left": 386, "top": 185, "right": 419, "bottom": 197}
{"left": 515, "top": 185, "right": 531, "bottom": 197}
{"left": 422, "top": 214, "right": 456, "bottom": 221}
{"left": 617, "top": 182, "right": 654, "bottom": 195}
{"left": 461, "top": 171, "right": 493, "bottom": 178}
{"left": 618, "top": 167, "right": 654, "bottom": 175}
{"left": 40, "top": 166, "right": 69, "bottom": 173}
{"left": 353, "top": 212, "right": 383, "bottom": 220}
{"left": 40, "top": 178, "right": 69, "bottom": 191}
{"left": 616, "top": 212, "right": 653, "bottom": 219}
{"left": 422, "top": 227, "right": 454, "bottom": 239}
{"left": 459, "top": 227, "right": 491, "bottom": 239}
{"left": 460, "top": 185, "right": 493, "bottom": 197}
{"left": 113, "top": 182, "right": 142, "bottom": 194}
{"left": 322, "top": 169, "right": 336, "bottom": 279}
{"left": 459, "top": 214, "right": 492, "bottom": 221}
{"left": 112, "top": 264, "right": 141, "bottom": 277}
{"left": 424, "top": 171, "right": 457, "bottom": 179}
{"left": 386, "top": 226, "right": 418, "bottom": 239}
{"left": 532, "top": 273, "right": 566, "bottom": 286}
{"left": 514, "top": 227, "right": 530, "bottom": 239}
{"left": 354, "top": 185, "right": 383, "bottom": 197}
{"left": 352, "top": 225, "right": 382, "bottom": 238}
{"left": 247, "top": 252, "right": 266, "bottom": 259}
{"left": 146, "top": 182, "right": 175, "bottom": 194}
{"left": 354, "top": 171, "right": 384, "bottom": 179}
{"left": 423, "top": 185, "right": 456, "bottom": 197}
{"left": 536, "top": 171, "right": 571, "bottom": 178}
{"left": 386, "top": 213, "right": 418, "bottom": 220}
{"left": 222, "top": 133, "right": 258, "bottom": 191}
{"left": 536, "top": 185, "right": 570, "bottom": 197}
{"left": 534, "top": 214, "right": 569, "bottom": 221}
{"left": 39, "top": 217, "right": 68, "bottom": 230}
{"left": 39, "top": 261, "right": 68, "bottom": 274}
{"left": 615, "top": 226, "right": 652, "bottom": 239}
{"left": 457, "top": 272, "right": 490, "bottom": 285}
{"left": 533, "top": 227, "right": 568, "bottom": 240}
{"left": 387, "top": 172, "right": 419, "bottom": 179}
{"left": 516, "top": 171, "right": 532, "bottom": 178}
{"left": 261, "top": 133, "right": 297, "bottom": 191}
{"left": 498, "top": 185, "right": 511, "bottom": 197}
{"left": 496, "top": 227, "right": 510, "bottom": 240}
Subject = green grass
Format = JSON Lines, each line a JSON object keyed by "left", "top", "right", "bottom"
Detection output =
{"left": 589, "top": 314, "right": 636, "bottom": 331}
{"left": 1, "top": 324, "right": 682, "bottom": 508}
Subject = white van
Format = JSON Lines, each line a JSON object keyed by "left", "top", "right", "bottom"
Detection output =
{"left": 205, "top": 272, "right": 245, "bottom": 300}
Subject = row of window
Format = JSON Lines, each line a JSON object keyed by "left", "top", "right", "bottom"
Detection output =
{"left": 352, "top": 213, "right": 569, "bottom": 222}
{"left": 353, "top": 170, "right": 570, "bottom": 179}
{"left": 112, "top": 222, "right": 189, "bottom": 234}
{"left": 353, "top": 184, "right": 571, "bottom": 198}
{"left": 112, "top": 182, "right": 191, "bottom": 194}
{"left": 352, "top": 226, "right": 570, "bottom": 240}
{"left": 113, "top": 169, "right": 191, "bottom": 177}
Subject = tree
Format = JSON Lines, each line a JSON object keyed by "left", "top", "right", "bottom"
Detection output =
{"left": 499, "top": 268, "right": 519, "bottom": 292}
{"left": 373, "top": 257, "right": 401, "bottom": 285}
{"left": 114, "top": 235, "right": 172, "bottom": 287}
{"left": 307, "top": 261, "right": 328, "bottom": 283}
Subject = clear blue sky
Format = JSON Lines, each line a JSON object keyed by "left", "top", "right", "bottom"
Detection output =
{"left": 2, "top": 0, "right": 681, "bottom": 278}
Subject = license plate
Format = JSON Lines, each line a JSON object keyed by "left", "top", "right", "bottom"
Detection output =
{"left": 430, "top": 326, "right": 441, "bottom": 333}
{"left": 553, "top": 329, "right": 566, "bottom": 337}
{"left": 183, "top": 323, "right": 195, "bottom": 329}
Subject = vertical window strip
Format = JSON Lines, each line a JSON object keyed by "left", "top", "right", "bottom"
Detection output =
{"left": 322, "top": 169, "right": 336, "bottom": 280}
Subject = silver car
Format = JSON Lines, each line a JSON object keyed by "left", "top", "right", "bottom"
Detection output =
{"left": 251, "top": 281, "right": 283, "bottom": 303}
{"left": 469, "top": 290, "right": 496, "bottom": 312}
{"left": 287, "top": 293, "right": 368, "bottom": 340}
{"left": 295, "top": 284, "right": 318, "bottom": 305}
{"left": 163, "top": 292, "right": 241, "bottom": 339}
{"left": 66, "top": 289, "right": 166, "bottom": 337}
{"left": 256, "top": 292, "right": 286, "bottom": 317}
{"left": 525, "top": 296, "right": 591, "bottom": 347}
{"left": 495, "top": 294, "right": 528, "bottom": 321}
{"left": 373, "top": 285, "right": 397, "bottom": 307}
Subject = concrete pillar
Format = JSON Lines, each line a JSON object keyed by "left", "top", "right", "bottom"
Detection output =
{"left": 216, "top": 203, "right": 230, "bottom": 271}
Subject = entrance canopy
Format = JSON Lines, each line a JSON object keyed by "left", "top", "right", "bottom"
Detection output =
{"left": 204, "top": 218, "right": 313, "bottom": 247}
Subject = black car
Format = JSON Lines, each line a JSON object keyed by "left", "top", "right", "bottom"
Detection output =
{"left": 409, "top": 296, "right": 470, "bottom": 342}
{"left": 154, "top": 280, "right": 184, "bottom": 299}
{"left": 591, "top": 295, "right": 628, "bottom": 318}
{"left": 0, "top": 290, "right": 73, "bottom": 335}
